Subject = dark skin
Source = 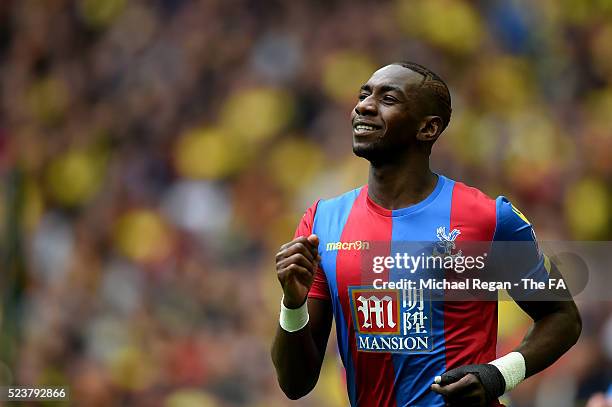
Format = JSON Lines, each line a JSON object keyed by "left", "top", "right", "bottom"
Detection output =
{"left": 271, "top": 64, "right": 582, "bottom": 405}
{"left": 271, "top": 234, "right": 332, "bottom": 399}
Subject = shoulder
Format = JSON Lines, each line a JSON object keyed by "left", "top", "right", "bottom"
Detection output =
{"left": 314, "top": 186, "right": 364, "bottom": 214}
{"left": 296, "top": 187, "right": 364, "bottom": 229}
{"left": 448, "top": 179, "right": 534, "bottom": 241}
{"left": 493, "top": 196, "right": 535, "bottom": 241}
{"left": 306, "top": 187, "right": 365, "bottom": 237}
{"left": 450, "top": 179, "right": 497, "bottom": 216}
{"left": 448, "top": 179, "right": 497, "bottom": 240}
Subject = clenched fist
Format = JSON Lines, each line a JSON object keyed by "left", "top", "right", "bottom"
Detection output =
{"left": 276, "top": 234, "right": 320, "bottom": 309}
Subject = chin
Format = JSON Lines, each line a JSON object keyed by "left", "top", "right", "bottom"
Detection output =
{"left": 353, "top": 137, "right": 406, "bottom": 165}
{"left": 353, "top": 142, "right": 386, "bottom": 163}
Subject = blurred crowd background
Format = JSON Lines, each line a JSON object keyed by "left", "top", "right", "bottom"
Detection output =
{"left": 0, "top": 0, "right": 611, "bottom": 406}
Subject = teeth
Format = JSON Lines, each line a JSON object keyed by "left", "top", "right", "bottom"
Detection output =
{"left": 355, "top": 125, "right": 376, "bottom": 131}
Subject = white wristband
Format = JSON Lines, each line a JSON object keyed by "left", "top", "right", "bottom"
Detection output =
{"left": 279, "top": 296, "right": 309, "bottom": 332}
{"left": 488, "top": 351, "right": 526, "bottom": 393}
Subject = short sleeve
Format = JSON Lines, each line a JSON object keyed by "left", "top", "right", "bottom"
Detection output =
{"left": 491, "top": 197, "right": 550, "bottom": 299}
{"left": 294, "top": 200, "right": 330, "bottom": 301}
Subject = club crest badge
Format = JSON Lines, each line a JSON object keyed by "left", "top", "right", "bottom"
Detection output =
{"left": 433, "top": 226, "right": 462, "bottom": 258}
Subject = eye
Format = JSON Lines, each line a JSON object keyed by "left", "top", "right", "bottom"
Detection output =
{"left": 382, "top": 95, "right": 398, "bottom": 104}
{"left": 358, "top": 93, "right": 369, "bottom": 101}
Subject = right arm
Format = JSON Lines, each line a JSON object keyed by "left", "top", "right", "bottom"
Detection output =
{"left": 271, "top": 235, "right": 333, "bottom": 400}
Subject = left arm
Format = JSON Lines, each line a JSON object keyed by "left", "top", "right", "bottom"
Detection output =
{"left": 514, "top": 281, "right": 582, "bottom": 378}
{"left": 432, "top": 197, "right": 582, "bottom": 406}
{"left": 432, "top": 261, "right": 582, "bottom": 406}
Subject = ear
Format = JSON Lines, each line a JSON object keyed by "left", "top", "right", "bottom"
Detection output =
{"left": 416, "top": 116, "right": 443, "bottom": 142}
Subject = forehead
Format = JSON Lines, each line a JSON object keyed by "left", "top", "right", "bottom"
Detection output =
{"left": 364, "top": 65, "right": 424, "bottom": 92}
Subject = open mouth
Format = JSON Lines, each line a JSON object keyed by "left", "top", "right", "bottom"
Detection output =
{"left": 353, "top": 122, "right": 382, "bottom": 135}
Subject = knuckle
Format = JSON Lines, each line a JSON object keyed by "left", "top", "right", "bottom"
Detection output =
{"left": 287, "top": 264, "right": 301, "bottom": 272}
{"left": 288, "top": 253, "right": 304, "bottom": 263}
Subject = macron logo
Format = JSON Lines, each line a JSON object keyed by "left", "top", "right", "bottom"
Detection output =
{"left": 325, "top": 240, "right": 370, "bottom": 252}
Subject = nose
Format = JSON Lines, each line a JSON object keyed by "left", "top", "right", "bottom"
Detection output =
{"left": 354, "top": 95, "right": 377, "bottom": 116}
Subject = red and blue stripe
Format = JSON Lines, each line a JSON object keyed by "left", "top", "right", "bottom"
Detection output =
{"left": 308, "top": 175, "right": 502, "bottom": 407}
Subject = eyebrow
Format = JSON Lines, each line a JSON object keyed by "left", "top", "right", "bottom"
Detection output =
{"left": 360, "top": 84, "right": 405, "bottom": 95}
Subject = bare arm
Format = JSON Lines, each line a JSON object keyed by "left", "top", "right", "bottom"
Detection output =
{"left": 270, "top": 235, "right": 333, "bottom": 399}
{"left": 513, "top": 262, "right": 582, "bottom": 377}
{"left": 271, "top": 298, "right": 332, "bottom": 399}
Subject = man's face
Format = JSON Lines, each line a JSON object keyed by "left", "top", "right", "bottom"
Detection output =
{"left": 351, "top": 65, "right": 425, "bottom": 162}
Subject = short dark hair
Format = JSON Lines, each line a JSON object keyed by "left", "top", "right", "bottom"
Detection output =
{"left": 391, "top": 62, "right": 452, "bottom": 132}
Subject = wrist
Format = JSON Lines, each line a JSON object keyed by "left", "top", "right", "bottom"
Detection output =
{"left": 488, "top": 351, "right": 526, "bottom": 393}
{"left": 282, "top": 295, "right": 307, "bottom": 309}
{"left": 279, "top": 295, "right": 309, "bottom": 332}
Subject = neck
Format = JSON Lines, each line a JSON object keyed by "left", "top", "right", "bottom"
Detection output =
{"left": 367, "top": 153, "right": 437, "bottom": 210}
